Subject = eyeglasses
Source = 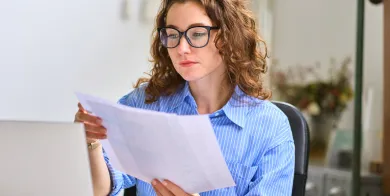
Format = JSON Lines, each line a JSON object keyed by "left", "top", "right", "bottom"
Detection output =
{"left": 158, "top": 26, "right": 220, "bottom": 48}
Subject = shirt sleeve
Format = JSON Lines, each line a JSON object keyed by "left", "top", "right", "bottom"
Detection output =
{"left": 103, "top": 88, "right": 143, "bottom": 195}
{"left": 103, "top": 148, "right": 136, "bottom": 196}
{"left": 245, "top": 119, "right": 295, "bottom": 196}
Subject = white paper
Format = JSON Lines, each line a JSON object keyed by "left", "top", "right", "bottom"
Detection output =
{"left": 75, "top": 92, "right": 236, "bottom": 194}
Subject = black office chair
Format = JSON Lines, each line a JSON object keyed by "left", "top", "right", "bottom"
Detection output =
{"left": 272, "top": 101, "right": 310, "bottom": 196}
{"left": 124, "top": 101, "right": 310, "bottom": 196}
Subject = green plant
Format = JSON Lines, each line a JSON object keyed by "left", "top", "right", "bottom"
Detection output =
{"left": 270, "top": 56, "right": 354, "bottom": 118}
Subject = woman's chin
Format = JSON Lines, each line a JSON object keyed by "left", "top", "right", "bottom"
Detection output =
{"left": 180, "top": 73, "right": 204, "bottom": 82}
{"left": 182, "top": 75, "right": 200, "bottom": 82}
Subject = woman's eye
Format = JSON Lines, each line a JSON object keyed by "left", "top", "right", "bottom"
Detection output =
{"left": 167, "top": 34, "right": 179, "bottom": 39}
{"left": 192, "top": 32, "right": 207, "bottom": 37}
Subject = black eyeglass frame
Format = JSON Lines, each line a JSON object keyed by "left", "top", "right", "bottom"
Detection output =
{"left": 157, "top": 25, "right": 220, "bottom": 48}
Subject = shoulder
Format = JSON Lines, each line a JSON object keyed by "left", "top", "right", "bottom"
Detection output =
{"left": 249, "top": 100, "right": 288, "bottom": 123}
{"left": 117, "top": 83, "right": 146, "bottom": 107}
{"left": 246, "top": 99, "right": 293, "bottom": 148}
{"left": 117, "top": 83, "right": 161, "bottom": 110}
{"left": 242, "top": 97, "right": 288, "bottom": 122}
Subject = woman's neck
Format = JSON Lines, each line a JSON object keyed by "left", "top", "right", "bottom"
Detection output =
{"left": 188, "top": 76, "right": 232, "bottom": 115}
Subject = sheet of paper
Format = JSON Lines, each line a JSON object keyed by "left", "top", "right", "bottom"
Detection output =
{"left": 75, "top": 92, "right": 236, "bottom": 194}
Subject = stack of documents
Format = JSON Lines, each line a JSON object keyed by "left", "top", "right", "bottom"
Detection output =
{"left": 75, "top": 92, "right": 235, "bottom": 194}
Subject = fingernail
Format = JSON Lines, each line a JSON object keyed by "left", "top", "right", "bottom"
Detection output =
{"left": 162, "top": 180, "right": 168, "bottom": 186}
{"left": 152, "top": 180, "right": 157, "bottom": 185}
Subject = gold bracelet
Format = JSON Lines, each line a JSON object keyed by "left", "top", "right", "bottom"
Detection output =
{"left": 87, "top": 140, "right": 101, "bottom": 150}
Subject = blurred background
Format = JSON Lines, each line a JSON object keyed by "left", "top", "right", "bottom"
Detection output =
{"left": 0, "top": 0, "right": 387, "bottom": 195}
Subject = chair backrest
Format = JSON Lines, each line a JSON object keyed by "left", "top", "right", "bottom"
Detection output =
{"left": 271, "top": 101, "right": 310, "bottom": 196}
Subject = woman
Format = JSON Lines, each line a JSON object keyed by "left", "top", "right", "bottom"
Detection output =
{"left": 75, "top": 0, "right": 295, "bottom": 195}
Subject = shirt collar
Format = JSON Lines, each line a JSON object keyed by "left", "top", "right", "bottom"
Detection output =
{"left": 163, "top": 82, "right": 193, "bottom": 111}
{"left": 221, "top": 86, "right": 258, "bottom": 128}
{"left": 165, "top": 82, "right": 259, "bottom": 128}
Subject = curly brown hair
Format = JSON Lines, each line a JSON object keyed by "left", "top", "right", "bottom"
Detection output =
{"left": 135, "top": 0, "right": 270, "bottom": 103}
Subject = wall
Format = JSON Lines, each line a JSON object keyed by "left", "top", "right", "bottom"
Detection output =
{"left": 0, "top": 0, "right": 384, "bottom": 149}
{"left": 271, "top": 0, "right": 384, "bottom": 134}
{"left": 0, "top": 0, "right": 155, "bottom": 122}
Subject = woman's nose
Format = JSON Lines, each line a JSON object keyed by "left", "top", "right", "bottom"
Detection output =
{"left": 177, "top": 36, "right": 191, "bottom": 55}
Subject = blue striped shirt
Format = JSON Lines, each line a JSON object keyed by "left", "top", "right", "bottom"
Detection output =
{"left": 103, "top": 82, "right": 295, "bottom": 196}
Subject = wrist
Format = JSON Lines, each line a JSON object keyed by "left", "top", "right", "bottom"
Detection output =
{"left": 87, "top": 140, "right": 101, "bottom": 151}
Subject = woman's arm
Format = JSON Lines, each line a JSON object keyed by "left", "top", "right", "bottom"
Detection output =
{"left": 88, "top": 142, "right": 137, "bottom": 196}
{"left": 74, "top": 103, "right": 114, "bottom": 196}
{"left": 245, "top": 118, "right": 295, "bottom": 196}
{"left": 88, "top": 143, "right": 112, "bottom": 196}
{"left": 101, "top": 147, "right": 137, "bottom": 196}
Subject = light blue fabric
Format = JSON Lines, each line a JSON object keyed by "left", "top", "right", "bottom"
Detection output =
{"left": 104, "top": 82, "right": 295, "bottom": 196}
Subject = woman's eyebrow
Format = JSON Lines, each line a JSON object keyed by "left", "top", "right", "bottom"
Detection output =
{"left": 165, "top": 24, "right": 178, "bottom": 28}
{"left": 187, "top": 23, "right": 209, "bottom": 28}
{"left": 165, "top": 23, "right": 210, "bottom": 30}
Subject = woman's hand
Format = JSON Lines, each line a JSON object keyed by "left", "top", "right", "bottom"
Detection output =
{"left": 74, "top": 102, "right": 107, "bottom": 143}
{"left": 152, "top": 179, "right": 194, "bottom": 196}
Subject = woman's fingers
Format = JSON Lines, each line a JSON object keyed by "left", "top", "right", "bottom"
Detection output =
{"left": 85, "top": 131, "right": 107, "bottom": 140}
{"left": 84, "top": 123, "right": 106, "bottom": 134}
{"left": 152, "top": 180, "right": 174, "bottom": 196}
{"left": 77, "top": 102, "right": 84, "bottom": 110}
{"left": 152, "top": 185, "right": 163, "bottom": 196}
{"left": 82, "top": 118, "right": 107, "bottom": 140}
{"left": 75, "top": 102, "right": 107, "bottom": 141}
{"left": 75, "top": 110, "right": 102, "bottom": 126}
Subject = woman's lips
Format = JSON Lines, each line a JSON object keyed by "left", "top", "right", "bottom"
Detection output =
{"left": 179, "top": 60, "right": 197, "bottom": 67}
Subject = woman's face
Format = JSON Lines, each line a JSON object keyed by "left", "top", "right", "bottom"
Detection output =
{"left": 165, "top": 1, "right": 225, "bottom": 82}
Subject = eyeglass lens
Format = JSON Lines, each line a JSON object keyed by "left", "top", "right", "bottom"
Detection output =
{"left": 159, "top": 27, "right": 210, "bottom": 48}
